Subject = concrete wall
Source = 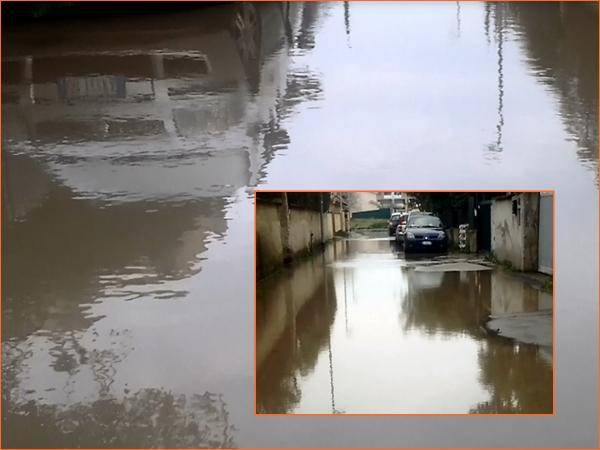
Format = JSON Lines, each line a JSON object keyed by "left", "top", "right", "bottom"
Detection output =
{"left": 288, "top": 207, "right": 323, "bottom": 256}
{"left": 491, "top": 193, "right": 539, "bottom": 271}
{"left": 331, "top": 211, "right": 345, "bottom": 234}
{"left": 256, "top": 201, "right": 345, "bottom": 278}
{"left": 256, "top": 202, "right": 284, "bottom": 278}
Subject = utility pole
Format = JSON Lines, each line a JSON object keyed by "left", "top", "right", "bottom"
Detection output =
{"left": 280, "top": 193, "right": 292, "bottom": 263}
{"left": 320, "top": 192, "right": 325, "bottom": 245}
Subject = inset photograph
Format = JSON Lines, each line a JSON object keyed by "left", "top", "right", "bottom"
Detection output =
{"left": 255, "top": 191, "right": 554, "bottom": 415}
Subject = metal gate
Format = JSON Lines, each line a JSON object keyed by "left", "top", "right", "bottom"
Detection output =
{"left": 538, "top": 193, "right": 553, "bottom": 274}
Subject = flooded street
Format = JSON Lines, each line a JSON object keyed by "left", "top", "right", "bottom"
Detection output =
{"left": 257, "top": 232, "right": 553, "bottom": 414}
{"left": 2, "top": 1, "right": 598, "bottom": 447}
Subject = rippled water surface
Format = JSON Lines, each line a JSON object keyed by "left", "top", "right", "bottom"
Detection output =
{"left": 2, "top": 2, "right": 598, "bottom": 447}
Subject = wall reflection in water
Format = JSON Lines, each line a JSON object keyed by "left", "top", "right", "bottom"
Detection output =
{"left": 256, "top": 239, "right": 552, "bottom": 414}
{"left": 2, "top": 2, "right": 330, "bottom": 446}
{"left": 486, "top": 2, "right": 598, "bottom": 166}
{"left": 256, "top": 241, "right": 343, "bottom": 414}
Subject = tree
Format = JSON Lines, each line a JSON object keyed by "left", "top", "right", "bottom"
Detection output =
{"left": 413, "top": 193, "right": 474, "bottom": 228}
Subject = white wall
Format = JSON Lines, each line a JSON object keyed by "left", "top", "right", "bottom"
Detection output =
{"left": 491, "top": 193, "right": 539, "bottom": 271}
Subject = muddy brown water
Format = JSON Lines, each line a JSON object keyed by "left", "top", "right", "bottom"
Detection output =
{"left": 257, "top": 235, "right": 552, "bottom": 414}
{"left": 1, "top": 1, "right": 597, "bottom": 447}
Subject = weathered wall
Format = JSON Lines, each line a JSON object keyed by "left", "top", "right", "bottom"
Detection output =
{"left": 288, "top": 208, "right": 322, "bottom": 257}
{"left": 331, "top": 211, "right": 345, "bottom": 234}
{"left": 324, "top": 212, "right": 334, "bottom": 241}
{"left": 256, "top": 202, "right": 344, "bottom": 278}
{"left": 491, "top": 193, "right": 539, "bottom": 271}
{"left": 256, "top": 202, "right": 284, "bottom": 278}
{"left": 521, "top": 193, "right": 540, "bottom": 271}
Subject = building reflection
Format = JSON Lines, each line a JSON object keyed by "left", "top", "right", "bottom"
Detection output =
{"left": 401, "top": 268, "right": 552, "bottom": 414}
{"left": 3, "top": 152, "right": 230, "bottom": 341}
{"left": 470, "top": 338, "right": 552, "bottom": 414}
{"left": 402, "top": 270, "right": 492, "bottom": 337}
{"left": 2, "top": 2, "right": 330, "bottom": 195}
{"left": 490, "top": 270, "right": 552, "bottom": 316}
{"left": 488, "top": 2, "right": 598, "bottom": 168}
{"left": 2, "top": 2, "right": 331, "bottom": 444}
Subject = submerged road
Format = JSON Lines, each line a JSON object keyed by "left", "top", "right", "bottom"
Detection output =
{"left": 256, "top": 231, "right": 553, "bottom": 414}
{"left": 2, "top": 1, "right": 597, "bottom": 447}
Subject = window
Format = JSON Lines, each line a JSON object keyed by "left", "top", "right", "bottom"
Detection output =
{"left": 408, "top": 215, "right": 442, "bottom": 228}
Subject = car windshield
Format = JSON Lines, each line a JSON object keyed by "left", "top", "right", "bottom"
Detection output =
{"left": 409, "top": 215, "right": 442, "bottom": 228}
{"left": 391, "top": 214, "right": 401, "bottom": 220}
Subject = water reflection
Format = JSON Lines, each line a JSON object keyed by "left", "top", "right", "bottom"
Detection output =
{"left": 490, "top": 270, "right": 552, "bottom": 316}
{"left": 470, "top": 339, "right": 553, "bottom": 414}
{"left": 1, "top": 0, "right": 593, "bottom": 444}
{"left": 256, "top": 241, "right": 341, "bottom": 414}
{"left": 496, "top": 2, "right": 598, "bottom": 167}
{"left": 3, "top": 386, "right": 235, "bottom": 448}
{"left": 484, "top": 2, "right": 597, "bottom": 165}
{"left": 402, "top": 270, "right": 491, "bottom": 337}
{"left": 3, "top": 2, "right": 329, "bottom": 446}
{"left": 256, "top": 236, "right": 552, "bottom": 414}
{"left": 2, "top": 3, "right": 328, "bottom": 197}
{"left": 486, "top": 2, "right": 505, "bottom": 156}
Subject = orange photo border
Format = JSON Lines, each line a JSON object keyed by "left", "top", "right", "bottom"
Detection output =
{"left": 253, "top": 189, "right": 556, "bottom": 417}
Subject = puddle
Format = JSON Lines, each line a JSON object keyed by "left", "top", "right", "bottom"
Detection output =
{"left": 257, "top": 235, "right": 553, "bottom": 414}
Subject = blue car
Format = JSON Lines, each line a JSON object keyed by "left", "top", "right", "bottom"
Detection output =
{"left": 403, "top": 213, "right": 448, "bottom": 253}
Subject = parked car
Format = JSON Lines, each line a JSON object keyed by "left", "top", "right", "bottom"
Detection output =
{"left": 394, "top": 213, "right": 409, "bottom": 242}
{"left": 388, "top": 212, "right": 403, "bottom": 236}
{"left": 396, "top": 209, "right": 428, "bottom": 241}
{"left": 403, "top": 213, "right": 448, "bottom": 253}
